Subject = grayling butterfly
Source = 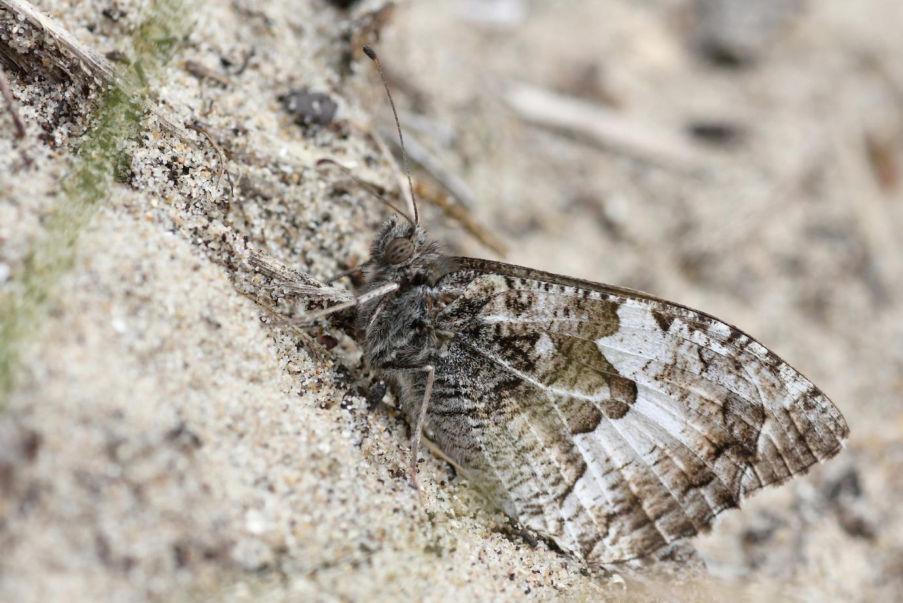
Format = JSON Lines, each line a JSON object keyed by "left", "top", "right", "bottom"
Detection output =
{"left": 258, "top": 46, "right": 848, "bottom": 566}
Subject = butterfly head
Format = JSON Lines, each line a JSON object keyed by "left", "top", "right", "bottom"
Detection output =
{"left": 372, "top": 215, "right": 425, "bottom": 264}
{"left": 367, "top": 215, "right": 441, "bottom": 282}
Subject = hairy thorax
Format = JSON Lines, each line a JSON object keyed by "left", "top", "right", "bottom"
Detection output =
{"left": 355, "top": 217, "right": 456, "bottom": 371}
{"left": 357, "top": 284, "right": 439, "bottom": 369}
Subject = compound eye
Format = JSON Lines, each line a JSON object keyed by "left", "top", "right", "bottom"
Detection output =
{"left": 384, "top": 237, "right": 414, "bottom": 265}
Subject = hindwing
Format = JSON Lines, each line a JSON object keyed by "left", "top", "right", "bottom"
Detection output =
{"left": 417, "top": 257, "right": 848, "bottom": 564}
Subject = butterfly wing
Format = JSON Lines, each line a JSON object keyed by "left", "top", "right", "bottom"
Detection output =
{"left": 422, "top": 257, "right": 848, "bottom": 564}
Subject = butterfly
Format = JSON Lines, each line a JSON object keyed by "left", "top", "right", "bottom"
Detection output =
{"left": 259, "top": 46, "right": 849, "bottom": 566}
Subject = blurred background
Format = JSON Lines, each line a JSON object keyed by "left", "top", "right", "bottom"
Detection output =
{"left": 1, "top": 0, "right": 902, "bottom": 600}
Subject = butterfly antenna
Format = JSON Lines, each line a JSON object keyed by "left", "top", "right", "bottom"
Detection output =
{"left": 316, "top": 158, "right": 415, "bottom": 227}
{"left": 362, "top": 45, "right": 420, "bottom": 226}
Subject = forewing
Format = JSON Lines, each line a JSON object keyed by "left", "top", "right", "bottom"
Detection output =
{"left": 427, "top": 258, "right": 848, "bottom": 564}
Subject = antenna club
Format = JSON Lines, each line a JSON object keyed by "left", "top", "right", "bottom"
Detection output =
{"left": 362, "top": 45, "right": 377, "bottom": 61}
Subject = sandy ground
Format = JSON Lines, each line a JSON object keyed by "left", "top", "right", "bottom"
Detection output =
{"left": 1, "top": 0, "right": 902, "bottom": 601}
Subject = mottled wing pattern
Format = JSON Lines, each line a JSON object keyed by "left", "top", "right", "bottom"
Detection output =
{"left": 422, "top": 257, "right": 848, "bottom": 564}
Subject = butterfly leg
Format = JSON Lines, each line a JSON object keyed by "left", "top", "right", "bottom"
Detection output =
{"left": 409, "top": 364, "right": 435, "bottom": 492}
{"left": 381, "top": 364, "right": 437, "bottom": 492}
{"left": 291, "top": 282, "right": 399, "bottom": 325}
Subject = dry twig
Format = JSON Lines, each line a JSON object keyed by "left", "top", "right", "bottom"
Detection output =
{"left": 187, "top": 120, "right": 232, "bottom": 199}
{"left": 183, "top": 60, "right": 230, "bottom": 86}
{"left": 0, "top": 0, "right": 184, "bottom": 135}
{"left": 378, "top": 124, "right": 479, "bottom": 209}
{"left": 0, "top": 0, "right": 116, "bottom": 84}
{"left": 505, "top": 83, "right": 709, "bottom": 173}
{"left": 413, "top": 179, "right": 507, "bottom": 256}
{"left": 368, "top": 128, "right": 506, "bottom": 254}
{"left": 247, "top": 251, "right": 353, "bottom": 302}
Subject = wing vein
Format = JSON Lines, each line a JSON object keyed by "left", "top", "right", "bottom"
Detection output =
{"left": 462, "top": 340, "right": 675, "bottom": 553}
{"left": 461, "top": 344, "right": 612, "bottom": 555}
